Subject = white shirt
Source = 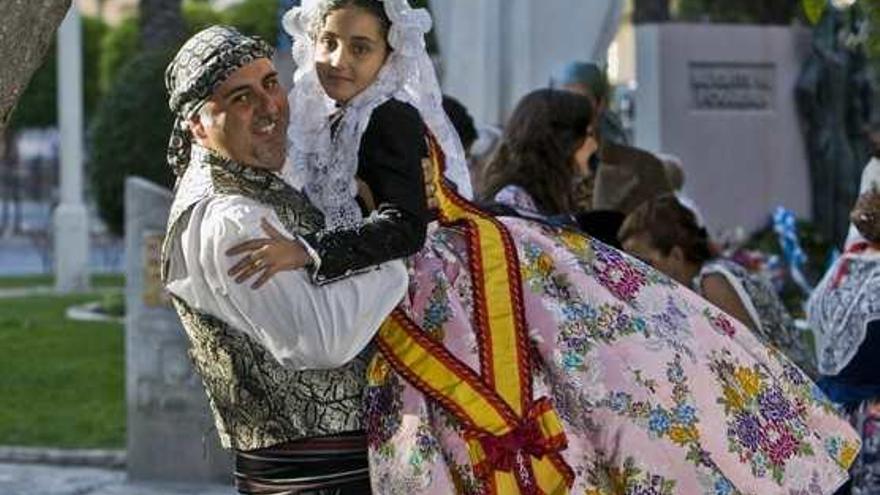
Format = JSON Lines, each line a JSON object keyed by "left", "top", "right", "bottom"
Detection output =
{"left": 165, "top": 194, "right": 408, "bottom": 371}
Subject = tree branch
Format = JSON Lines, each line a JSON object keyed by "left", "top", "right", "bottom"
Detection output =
{"left": 0, "top": 0, "right": 72, "bottom": 139}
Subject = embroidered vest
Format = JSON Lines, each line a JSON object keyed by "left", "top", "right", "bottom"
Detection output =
{"left": 162, "top": 151, "right": 370, "bottom": 451}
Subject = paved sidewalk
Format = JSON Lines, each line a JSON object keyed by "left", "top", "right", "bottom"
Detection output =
{"left": 0, "top": 463, "right": 234, "bottom": 495}
{"left": 0, "top": 286, "right": 55, "bottom": 298}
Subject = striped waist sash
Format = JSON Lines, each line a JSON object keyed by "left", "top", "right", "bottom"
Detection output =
{"left": 234, "top": 433, "right": 370, "bottom": 495}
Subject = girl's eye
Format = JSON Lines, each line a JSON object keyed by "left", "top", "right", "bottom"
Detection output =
{"left": 321, "top": 36, "right": 337, "bottom": 51}
{"left": 352, "top": 44, "right": 369, "bottom": 56}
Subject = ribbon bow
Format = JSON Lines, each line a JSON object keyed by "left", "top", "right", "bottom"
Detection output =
{"left": 466, "top": 398, "right": 570, "bottom": 494}
{"left": 479, "top": 417, "right": 547, "bottom": 473}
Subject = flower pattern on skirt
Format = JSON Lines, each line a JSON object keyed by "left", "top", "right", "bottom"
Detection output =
{"left": 366, "top": 220, "right": 859, "bottom": 494}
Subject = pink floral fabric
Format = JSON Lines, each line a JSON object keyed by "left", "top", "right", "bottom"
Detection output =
{"left": 366, "top": 219, "right": 859, "bottom": 495}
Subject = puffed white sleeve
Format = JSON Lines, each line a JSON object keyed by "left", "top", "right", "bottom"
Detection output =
{"left": 166, "top": 196, "right": 408, "bottom": 370}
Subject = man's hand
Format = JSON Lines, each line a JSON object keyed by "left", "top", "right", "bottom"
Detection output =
{"left": 226, "top": 218, "right": 311, "bottom": 289}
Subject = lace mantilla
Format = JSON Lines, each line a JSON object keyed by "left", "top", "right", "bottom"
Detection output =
{"left": 808, "top": 252, "right": 880, "bottom": 376}
{"left": 282, "top": 0, "right": 473, "bottom": 230}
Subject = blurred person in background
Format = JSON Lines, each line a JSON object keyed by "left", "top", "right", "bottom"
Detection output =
{"left": 810, "top": 188, "right": 880, "bottom": 495}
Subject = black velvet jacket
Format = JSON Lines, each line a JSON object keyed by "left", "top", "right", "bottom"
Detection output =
{"left": 302, "top": 99, "right": 429, "bottom": 284}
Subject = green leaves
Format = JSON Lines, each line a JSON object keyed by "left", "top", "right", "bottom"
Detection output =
{"left": 802, "top": 0, "right": 827, "bottom": 25}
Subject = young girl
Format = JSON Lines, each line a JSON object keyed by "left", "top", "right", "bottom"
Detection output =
{"left": 231, "top": 1, "right": 859, "bottom": 493}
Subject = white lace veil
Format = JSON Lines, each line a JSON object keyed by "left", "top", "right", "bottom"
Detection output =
{"left": 282, "top": 0, "right": 473, "bottom": 229}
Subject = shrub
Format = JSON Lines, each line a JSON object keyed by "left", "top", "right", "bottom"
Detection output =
{"left": 88, "top": 49, "right": 176, "bottom": 235}
{"left": 221, "top": 0, "right": 278, "bottom": 42}
{"left": 99, "top": 16, "right": 139, "bottom": 95}
{"left": 675, "top": 0, "right": 801, "bottom": 24}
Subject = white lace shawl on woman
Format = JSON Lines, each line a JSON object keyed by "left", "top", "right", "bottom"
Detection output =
{"left": 808, "top": 249, "right": 880, "bottom": 376}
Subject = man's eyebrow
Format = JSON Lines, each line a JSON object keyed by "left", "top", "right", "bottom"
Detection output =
{"left": 222, "top": 84, "right": 252, "bottom": 99}
{"left": 221, "top": 71, "right": 280, "bottom": 100}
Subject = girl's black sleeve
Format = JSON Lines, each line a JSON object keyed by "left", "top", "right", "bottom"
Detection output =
{"left": 303, "top": 99, "right": 429, "bottom": 284}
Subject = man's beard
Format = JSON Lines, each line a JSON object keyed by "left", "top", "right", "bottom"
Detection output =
{"left": 253, "top": 136, "right": 286, "bottom": 170}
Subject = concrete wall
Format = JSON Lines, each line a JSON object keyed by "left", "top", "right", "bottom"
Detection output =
{"left": 433, "top": 0, "right": 621, "bottom": 126}
{"left": 635, "top": 23, "right": 812, "bottom": 235}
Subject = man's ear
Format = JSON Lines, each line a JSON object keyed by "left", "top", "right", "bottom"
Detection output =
{"left": 189, "top": 114, "right": 208, "bottom": 141}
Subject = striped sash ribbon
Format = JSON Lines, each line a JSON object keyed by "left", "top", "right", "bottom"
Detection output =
{"left": 376, "top": 137, "right": 573, "bottom": 494}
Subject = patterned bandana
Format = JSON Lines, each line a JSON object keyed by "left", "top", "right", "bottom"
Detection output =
{"left": 165, "top": 25, "right": 274, "bottom": 177}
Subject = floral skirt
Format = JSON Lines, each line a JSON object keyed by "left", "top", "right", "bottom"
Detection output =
{"left": 365, "top": 219, "right": 859, "bottom": 495}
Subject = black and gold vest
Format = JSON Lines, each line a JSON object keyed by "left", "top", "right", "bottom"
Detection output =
{"left": 162, "top": 148, "right": 371, "bottom": 451}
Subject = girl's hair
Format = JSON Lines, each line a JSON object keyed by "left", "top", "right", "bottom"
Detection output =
{"left": 312, "top": 0, "right": 391, "bottom": 39}
{"left": 851, "top": 188, "right": 880, "bottom": 243}
{"left": 480, "top": 89, "right": 594, "bottom": 215}
{"left": 618, "top": 194, "right": 713, "bottom": 264}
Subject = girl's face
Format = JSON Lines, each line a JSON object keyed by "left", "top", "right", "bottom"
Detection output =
{"left": 571, "top": 125, "right": 598, "bottom": 177}
{"left": 315, "top": 6, "right": 389, "bottom": 104}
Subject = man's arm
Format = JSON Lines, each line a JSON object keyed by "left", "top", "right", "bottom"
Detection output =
{"left": 167, "top": 196, "right": 408, "bottom": 370}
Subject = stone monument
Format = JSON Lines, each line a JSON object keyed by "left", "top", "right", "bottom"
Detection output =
{"left": 125, "top": 177, "right": 231, "bottom": 482}
{"left": 635, "top": 23, "right": 812, "bottom": 235}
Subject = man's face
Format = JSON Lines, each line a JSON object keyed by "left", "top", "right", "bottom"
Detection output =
{"left": 191, "top": 58, "right": 288, "bottom": 171}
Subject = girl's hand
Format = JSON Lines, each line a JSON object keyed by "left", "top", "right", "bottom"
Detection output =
{"left": 226, "top": 218, "right": 311, "bottom": 289}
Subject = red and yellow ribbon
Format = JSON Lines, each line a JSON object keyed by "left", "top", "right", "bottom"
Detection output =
{"left": 376, "top": 137, "right": 573, "bottom": 494}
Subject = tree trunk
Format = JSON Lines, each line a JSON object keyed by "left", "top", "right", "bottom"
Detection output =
{"left": 634, "top": 0, "right": 671, "bottom": 23}
{"left": 140, "top": 0, "right": 184, "bottom": 50}
{"left": 0, "top": 0, "right": 72, "bottom": 140}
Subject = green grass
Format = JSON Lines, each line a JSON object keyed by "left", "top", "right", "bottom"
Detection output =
{"left": 0, "top": 294, "right": 124, "bottom": 448}
{"left": 0, "top": 274, "right": 125, "bottom": 289}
